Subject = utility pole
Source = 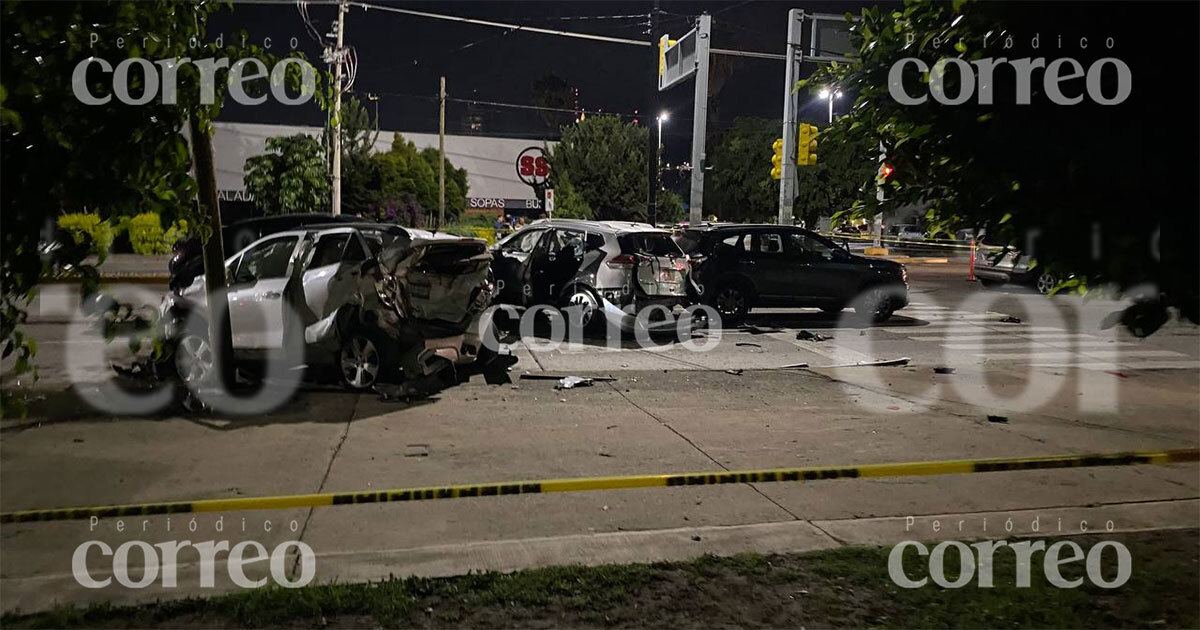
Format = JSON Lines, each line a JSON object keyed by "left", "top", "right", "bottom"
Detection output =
{"left": 777, "top": 9, "right": 804, "bottom": 226}
{"left": 188, "top": 116, "right": 234, "bottom": 388}
{"left": 646, "top": 2, "right": 659, "bottom": 226}
{"left": 687, "top": 13, "right": 711, "bottom": 226}
{"left": 438, "top": 76, "right": 446, "bottom": 230}
{"left": 331, "top": 0, "right": 346, "bottom": 215}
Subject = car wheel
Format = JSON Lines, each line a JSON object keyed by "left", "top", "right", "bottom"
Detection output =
{"left": 340, "top": 332, "right": 383, "bottom": 390}
{"left": 174, "top": 333, "right": 215, "bottom": 385}
{"left": 711, "top": 283, "right": 750, "bottom": 326}
{"left": 1035, "top": 272, "right": 1057, "bottom": 295}
{"left": 562, "top": 286, "right": 601, "bottom": 330}
{"left": 853, "top": 286, "right": 895, "bottom": 324}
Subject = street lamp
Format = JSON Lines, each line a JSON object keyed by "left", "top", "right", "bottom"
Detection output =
{"left": 657, "top": 111, "right": 669, "bottom": 151}
{"left": 657, "top": 111, "right": 669, "bottom": 191}
{"left": 818, "top": 88, "right": 843, "bottom": 124}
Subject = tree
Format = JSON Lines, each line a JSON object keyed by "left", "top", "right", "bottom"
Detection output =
{"left": 1, "top": 1, "right": 323, "bottom": 414}
{"left": 807, "top": 0, "right": 1198, "bottom": 332}
{"left": 548, "top": 115, "right": 647, "bottom": 221}
{"left": 326, "top": 96, "right": 378, "bottom": 215}
{"left": 244, "top": 135, "right": 331, "bottom": 215}
{"left": 706, "top": 118, "right": 780, "bottom": 223}
{"left": 419, "top": 147, "right": 468, "bottom": 222}
{"left": 793, "top": 128, "right": 876, "bottom": 230}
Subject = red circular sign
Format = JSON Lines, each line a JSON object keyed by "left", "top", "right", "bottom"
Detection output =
{"left": 516, "top": 146, "right": 550, "bottom": 186}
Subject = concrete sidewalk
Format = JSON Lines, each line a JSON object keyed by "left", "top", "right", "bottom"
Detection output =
{"left": 2, "top": 365, "right": 1197, "bottom": 613}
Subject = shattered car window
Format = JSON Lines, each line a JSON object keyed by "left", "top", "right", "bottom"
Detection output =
{"left": 309, "top": 233, "right": 350, "bottom": 268}
{"left": 235, "top": 236, "right": 297, "bottom": 283}
{"left": 622, "top": 232, "right": 684, "bottom": 257}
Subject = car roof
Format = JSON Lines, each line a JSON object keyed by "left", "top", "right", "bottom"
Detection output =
{"left": 527, "top": 218, "right": 670, "bottom": 234}
{"left": 683, "top": 223, "right": 809, "bottom": 233}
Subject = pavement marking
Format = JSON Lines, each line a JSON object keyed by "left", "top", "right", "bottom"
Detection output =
{"left": 1031, "top": 360, "right": 1200, "bottom": 370}
{"left": 979, "top": 349, "right": 1187, "bottom": 360}
{"left": 3, "top": 449, "right": 1197, "bottom": 523}
{"left": 941, "top": 341, "right": 1136, "bottom": 350}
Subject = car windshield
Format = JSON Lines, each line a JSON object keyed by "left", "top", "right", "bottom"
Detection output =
{"left": 623, "top": 232, "right": 684, "bottom": 257}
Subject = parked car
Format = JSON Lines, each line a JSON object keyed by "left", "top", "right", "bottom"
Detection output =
{"left": 673, "top": 224, "right": 908, "bottom": 325}
{"left": 161, "top": 223, "right": 493, "bottom": 391}
{"left": 887, "top": 224, "right": 927, "bottom": 241}
{"left": 490, "top": 219, "right": 691, "bottom": 332}
{"left": 973, "top": 248, "right": 1060, "bottom": 295}
{"left": 169, "top": 213, "right": 363, "bottom": 293}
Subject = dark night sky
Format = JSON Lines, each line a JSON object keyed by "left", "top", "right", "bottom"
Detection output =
{"left": 210, "top": 0, "right": 873, "bottom": 163}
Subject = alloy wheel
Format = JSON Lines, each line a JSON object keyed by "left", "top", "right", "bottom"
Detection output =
{"left": 1036, "top": 272, "right": 1057, "bottom": 295}
{"left": 340, "top": 335, "right": 380, "bottom": 389}
{"left": 567, "top": 290, "right": 598, "bottom": 326}
{"left": 175, "top": 334, "right": 214, "bottom": 385}
{"left": 715, "top": 287, "right": 745, "bottom": 317}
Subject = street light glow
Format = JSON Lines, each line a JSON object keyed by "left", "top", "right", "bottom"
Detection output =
{"left": 818, "top": 88, "right": 830, "bottom": 100}
{"left": 658, "top": 111, "right": 669, "bottom": 122}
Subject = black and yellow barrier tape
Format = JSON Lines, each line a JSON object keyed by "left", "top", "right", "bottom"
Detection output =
{"left": 3, "top": 448, "right": 1196, "bottom": 524}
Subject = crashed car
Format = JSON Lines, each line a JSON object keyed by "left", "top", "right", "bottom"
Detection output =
{"left": 489, "top": 219, "right": 692, "bottom": 332}
{"left": 974, "top": 248, "right": 1060, "bottom": 295}
{"left": 160, "top": 222, "right": 493, "bottom": 390}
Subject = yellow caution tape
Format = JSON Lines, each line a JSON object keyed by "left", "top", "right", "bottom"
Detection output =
{"left": 2, "top": 448, "right": 1196, "bottom": 523}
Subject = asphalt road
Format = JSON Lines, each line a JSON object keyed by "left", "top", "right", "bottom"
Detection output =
{"left": 2, "top": 260, "right": 1198, "bottom": 611}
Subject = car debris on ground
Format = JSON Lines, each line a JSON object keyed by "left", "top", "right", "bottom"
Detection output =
{"left": 796, "top": 330, "right": 832, "bottom": 342}
{"left": 987, "top": 414, "right": 1009, "bottom": 423}
{"left": 555, "top": 376, "right": 594, "bottom": 390}
{"left": 735, "top": 342, "right": 762, "bottom": 348}
{"left": 999, "top": 315, "right": 1023, "bottom": 324}
{"left": 933, "top": 366, "right": 956, "bottom": 374}
{"left": 520, "top": 373, "right": 617, "bottom": 382}
{"left": 725, "top": 368, "right": 744, "bottom": 375}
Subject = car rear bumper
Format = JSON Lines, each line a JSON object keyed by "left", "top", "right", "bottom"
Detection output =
{"left": 599, "top": 296, "right": 695, "bottom": 333}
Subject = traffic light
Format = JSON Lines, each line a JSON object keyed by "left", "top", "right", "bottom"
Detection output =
{"left": 770, "top": 137, "right": 783, "bottom": 180}
{"left": 797, "top": 123, "right": 818, "bottom": 166}
{"left": 877, "top": 162, "right": 894, "bottom": 183}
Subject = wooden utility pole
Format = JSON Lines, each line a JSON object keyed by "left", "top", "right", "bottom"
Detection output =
{"left": 438, "top": 76, "right": 446, "bottom": 230}
{"left": 188, "top": 116, "right": 234, "bottom": 387}
{"left": 331, "top": 0, "right": 347, "bottom": 215}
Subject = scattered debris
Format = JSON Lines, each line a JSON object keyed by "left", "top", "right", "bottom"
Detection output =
{"left": 999, "top": 315, "right": 1023, "bottom": 324}
{"left": 691, "top": 535, "right": 703, "bottom": 542}
{"left": 1106, "top": 370, "right": 1128, "bottom": 378}
{"left": 887, "top": 405, "right": 901, "bottom": 410}
{"left": 823, "top": 357, "right": 911, "bottom": 368}
{"left": 404, "top": 444, "right": 429, "bottom": 458}
{"left": 987, "top": 415, "right": 1009, "bottom": 423}
{"left": 598, "top": 452, "right": 613, "bottom": 458}
{"left": 725, "top": 368, "right": 744, "bottom": 375}
{"left": 742, "top": 324, "right": 782, "bottom": 334}
{"left": 735, "top": 342, "right": 762, "bottom": 348}
{"left": 933, "top": 366, "right": 956, "bottom": 374}
{"left": 777, "top": 362, "right": 811, "bottom": 369}
{"left": 606, "top": 424, "right": 618, "bottom": 429}
{"left": 555, "top": 375, "right": 594, "bottom": 390}
{"left": 796, "top": 330, "right": 832, "bottom": 342}
{"left": 521, "top": 372, "right": 616, "bottom": 382}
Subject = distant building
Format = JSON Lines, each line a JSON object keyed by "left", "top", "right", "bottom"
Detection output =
{"left": 211, "top": 122, "right": 555, "bottom": 221}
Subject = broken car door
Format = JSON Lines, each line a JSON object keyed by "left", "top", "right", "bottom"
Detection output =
{"left": 227, "top": 235, "right": 301, "bottom": 348}
{"left": 493, "top": 227, "right": 545, "bottom": 305}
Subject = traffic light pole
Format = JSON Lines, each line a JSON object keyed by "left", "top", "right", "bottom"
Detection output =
{"left": 647, "top": 2, "right": 659, "bottom": 226}
{"left": 777, "top": 9, "right": 804, "bottom": 226}
{"left": 687, "top": 14, "right": 711, "bottom": 226}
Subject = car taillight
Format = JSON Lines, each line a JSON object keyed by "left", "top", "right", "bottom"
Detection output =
{"left": 606, "top": 253, "right": 636, "bottom": 268}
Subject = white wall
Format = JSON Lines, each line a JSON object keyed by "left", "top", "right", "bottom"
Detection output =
{"left": 212, "top": 121, "right": 554, "bottom": 202}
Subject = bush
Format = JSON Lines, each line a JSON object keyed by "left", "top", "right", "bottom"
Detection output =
{"left": 57, "top": 213, "right": 114, "bottom": 257}
{"left": 128, "top": 213, "right": 168, "bottom": 255}
{"left": 442, "top": 225, "right": 496, "bottom": 245}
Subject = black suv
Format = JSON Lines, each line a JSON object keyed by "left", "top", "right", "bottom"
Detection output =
{"left": 674, "top": 224, "right": 908, "bottom": 324}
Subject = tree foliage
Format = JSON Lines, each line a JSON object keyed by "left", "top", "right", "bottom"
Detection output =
{"left": 807, "top": 0, "right": 1198, "bottom": 329}
{"left": 548, "top": 115, "right": 648, "bottom": 221}
{"left": 1, "top": 0, "right": 322, "bottom": 414}
{"left": 706, "top": 118, "right": 780, "bottom": 223}
{"left": 244, "top": 135, "right": 331, "bottom": 215}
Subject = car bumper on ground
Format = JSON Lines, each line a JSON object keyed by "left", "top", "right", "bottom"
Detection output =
{"left": 598, "top": 296, "right": 696, "bottom": 333}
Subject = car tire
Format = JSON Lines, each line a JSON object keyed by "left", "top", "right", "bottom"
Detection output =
{"left": 1034, "top": 272, "right": 1057, "bottom": 295}
{"left": 174, "top": 331, "right": 216, "bottom": 386}
{"left": 560, "top": 285, "right": 603, "bottom": 333}
{"left": 339, "top": 329, "right": 395, "bottom": 390}
{"left": 852, "top": 286, "right": 895, "bottom": 324}
{"left": 709, "top": 281, "right": 751, "bottom": 327}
